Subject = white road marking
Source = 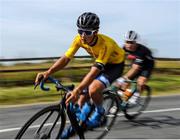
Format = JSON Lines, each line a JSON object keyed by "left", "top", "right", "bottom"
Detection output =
{"left": 116, "top": 107, "right": 180, "bottom": 117}
{"left": 0, "top": 107, "right": 180, "bottom": 133}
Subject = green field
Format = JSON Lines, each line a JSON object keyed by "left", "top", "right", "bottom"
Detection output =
{"left": 0, "top": 59, "right": 180, "bottom": 106}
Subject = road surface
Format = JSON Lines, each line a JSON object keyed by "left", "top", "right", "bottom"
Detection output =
{"left": 0, "top": 95, "right": 180, "bottom": 139}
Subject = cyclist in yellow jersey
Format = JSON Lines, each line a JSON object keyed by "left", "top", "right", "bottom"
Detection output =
{"left": 66, "top": 34, "right": 124, "bottom": 65}
{"left": 35, "top": 12, "right": 125, "bottom": 138}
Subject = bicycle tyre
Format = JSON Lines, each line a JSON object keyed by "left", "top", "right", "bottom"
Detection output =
{"left": 124, "top": 85, "right": 151, "bottom": 120}
{"left": 94, "top": 90, "right": 120, "bottom": 139}
{"left": 15, "top": 104, "right": 66, "bottom": 139}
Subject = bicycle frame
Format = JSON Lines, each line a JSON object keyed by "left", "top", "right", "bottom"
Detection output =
{"left": 39, "top": 77, "right": 85, "bottom": 139}
{"left": 117, "top": 80, "right": 138, "bottom": 103}
{"left": 107, "top": 79, "right": 151, "bottom": 120}
{"left": 16, "top": 76, "right": 120, "bottom": 139}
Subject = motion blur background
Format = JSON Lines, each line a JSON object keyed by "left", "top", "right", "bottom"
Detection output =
{"left": 0, "top": 0, "right": 180, "bottom": 105}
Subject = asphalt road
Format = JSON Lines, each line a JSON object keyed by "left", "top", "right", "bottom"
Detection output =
{"left": 0, "top": 95, "right": 180, "bottom": 139}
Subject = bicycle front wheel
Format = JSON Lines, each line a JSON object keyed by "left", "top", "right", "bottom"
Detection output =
{"left": 15, "top": 104, "right": 66, "bottom": 139}
{"left": 124, "top": 85, "right": 151, "bottom": 120}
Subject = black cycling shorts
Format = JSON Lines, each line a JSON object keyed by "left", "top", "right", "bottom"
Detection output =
{"left": 95, "top": 62, "right": 124, "bottom": 87}
{"left": 139, "top": 68, "right": 153, "bottom": 78}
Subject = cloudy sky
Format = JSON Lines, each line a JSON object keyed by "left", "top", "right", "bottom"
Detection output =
{"left": 0, "top": 0, "right": 180, "bottom": 58}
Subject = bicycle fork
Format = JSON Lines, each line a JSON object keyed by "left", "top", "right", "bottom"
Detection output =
{"left": 66, "top": 104, "right": 85, "bottom": 139}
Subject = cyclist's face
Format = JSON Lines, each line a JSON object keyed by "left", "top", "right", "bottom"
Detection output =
{"left": 78, "top": 29, "right": 97, "bottom": 45}
{"left": 125, "top": 41, "right": 137, "bottom": 51}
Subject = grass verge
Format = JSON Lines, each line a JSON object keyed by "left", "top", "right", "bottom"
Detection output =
{"left": 0, "top": 74, "right": 180, "bottom": 106}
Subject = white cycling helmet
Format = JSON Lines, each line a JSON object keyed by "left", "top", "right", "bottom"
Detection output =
{"left": 125, "top": 30, "right": 138, "bottom": 42}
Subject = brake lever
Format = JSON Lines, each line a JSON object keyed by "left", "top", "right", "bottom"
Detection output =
{"left": 34, "top": 83, "right": 39, "bottom": 90}
{"left": 34, "top": 74, "right": 45, "bottom": 90}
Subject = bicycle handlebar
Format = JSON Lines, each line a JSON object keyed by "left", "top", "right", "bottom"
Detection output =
{"left": 38, "top": 76, "right": 75, "bottom": 93}
{"left": 39, "top": 77, "right": 56, "bottom": 91}
{"left": 39, "top": 76, "right": 69, "bottom": 92}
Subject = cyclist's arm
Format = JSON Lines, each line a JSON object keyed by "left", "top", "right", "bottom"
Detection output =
{"left": 47, "top": 55, "right": 70, "bottom": 75}
{"left": 124, "top": 63, "right": 141, "bottom": 79}
{"left": 124, "top": 55, "right": 144, "bottom": 79}
{"left": 35, "top": 55, "right": 70, "bottom": 84}
{"left": 48, "top": 36, "right": 81, "bottom": 75}
{"left": 35, "top": 36, "right": 80, "bottom": 84}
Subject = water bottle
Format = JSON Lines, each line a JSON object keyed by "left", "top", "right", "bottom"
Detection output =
{"left": 123, "top": 89, "right": 133, "bottom": 101}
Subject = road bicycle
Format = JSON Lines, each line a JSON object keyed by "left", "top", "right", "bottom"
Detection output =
{"left": 15, "top": 77, "right": 119, "bottom": 139}
{"left": 103, "top": 79, "right": 151, "bottom": 120}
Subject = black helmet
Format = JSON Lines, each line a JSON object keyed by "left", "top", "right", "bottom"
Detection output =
{"left": 77, "top": 12, "right": 100, "bottom": 30}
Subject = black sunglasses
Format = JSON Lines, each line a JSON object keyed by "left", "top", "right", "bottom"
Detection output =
{"left": 78, "top": 29, "right": 96, "bottom": 36}
{"left": 125, "top": 41, "right": 136, "bottom": 44}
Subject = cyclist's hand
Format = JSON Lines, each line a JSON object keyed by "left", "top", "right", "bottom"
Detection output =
{"left": 34, "top": 71, "right": 49, "bottom": 87}
{"left": 114, "top": 77, "right": 127, "bottom": 90}
{"left": 65, "top": 91, "right": 78, "bottom": 106}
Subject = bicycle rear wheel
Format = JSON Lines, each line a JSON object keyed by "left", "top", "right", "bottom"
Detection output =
{"left": 124, "top": 85, "right": 151, "bottom": 120}
{"left": 15, "top": 104, "right": 66, "bottom": 139}
{"left": 83, "top": 90, "right": 120, "bottom": 139}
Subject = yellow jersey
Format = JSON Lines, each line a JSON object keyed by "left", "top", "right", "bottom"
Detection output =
{"left": 65, "top": 34, "right": 125, "bottom": 65}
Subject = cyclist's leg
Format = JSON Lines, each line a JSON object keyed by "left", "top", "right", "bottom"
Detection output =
{"left": 61, "top": 91, "right": 90, "bottom": 139}
{"left": 78, "top": 90, "right": 90, "bottom": 108}
{"left": 128, "top": 69, "right": 152, "bottom": 105}
{"left": 137, "top": 76, "right": 148, "bottom": 92}
{"left": 137, "top": 68, "right": 152, "bottom": 92}
{"left": 89, "top": 79, "right": 106, "bottom": 105}
{"left": 86, "top": 79, "right": 106, "bottom": 128}
{"left": 61, "top": 85, "right": 104, "bottom": 138}
{"left": 86, "top": 62, "right": 124, "bottom": 128}
{"left": 106, "top": 62, "right": 125, "bottom": 91}
{"left": 78, "top": 92, "right": 92, "bottom": 122}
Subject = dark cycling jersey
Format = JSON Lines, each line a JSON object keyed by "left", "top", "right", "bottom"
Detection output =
{"left": 123, "top": 43, "right": 154, "bottom": 78}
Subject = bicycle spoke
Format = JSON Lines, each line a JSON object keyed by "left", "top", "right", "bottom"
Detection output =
{"left": 47, "top": 112, "right": 61, "bottom": 137}
{"left": 15, "top": 105, "right": 64, "bottom": 139}
{"left": 124, "top": 85, "right": 151, "bottom": 120}
{"left": 34, "top": 111, "right": 53, "bottom": 135}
